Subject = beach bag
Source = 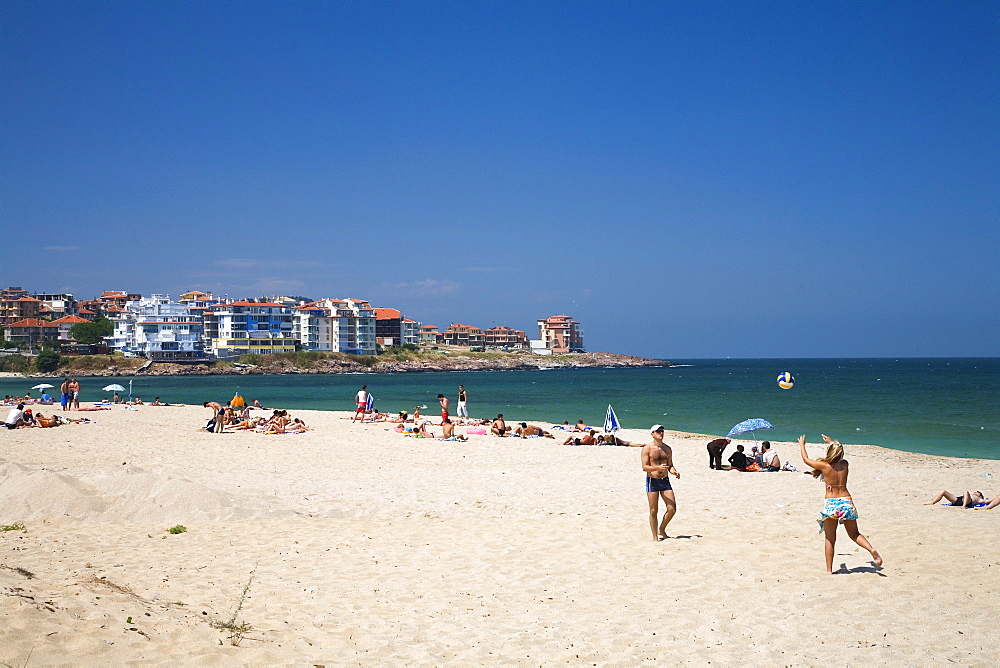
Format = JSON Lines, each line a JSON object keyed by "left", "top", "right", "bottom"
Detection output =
{"left": 205, "top": 418, "right": 217, "bottom": 432}
{"left": 746, "top": 462, "right": 763, "bottom": 472}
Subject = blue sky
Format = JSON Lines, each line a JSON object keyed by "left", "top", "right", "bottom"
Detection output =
{"left": 3, "top": 1, "right": 997, "bottom": 358}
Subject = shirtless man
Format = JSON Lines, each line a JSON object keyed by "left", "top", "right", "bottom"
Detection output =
{"left": 456, "top": 385, "right": 468, "bottom": 418}
{"left": 203, "top": 401, "right": 224, "bottom": 433}
{"left": 68, "top": 378, "right": 80, "bottom": 410}
{"left": 563, "top": 429, "right": 598, "bottom": 445}
{"left": 641, "top": 424, "right": 680, "bottom": 541}
{"left": 60, "top": 378, "right": 71, "bottom": 411}
{"left": 514, "top": 423, "right": 555, "bottom": 438}
{"left": 491, "top": 414, "right": 509, "bottom": 436}
{"left": 353, "top": 386, "right": 368, "bottom": 422}
{"left": 437, "top": 394, "right": 450, "bottom": 424}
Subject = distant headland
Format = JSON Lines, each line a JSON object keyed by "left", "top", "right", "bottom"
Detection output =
{"left": 13, "top": 350, "right": 671, "bottom": 377}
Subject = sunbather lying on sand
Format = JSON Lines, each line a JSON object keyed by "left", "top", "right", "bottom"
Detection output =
{"left": 563, "top": 429, "right": 598, "bottom": 445}
{"left": 925, "top": 489, "right": 997, "bottom": 508}
{"left": 514, "top": 423, "right": 555, "bottom": 438}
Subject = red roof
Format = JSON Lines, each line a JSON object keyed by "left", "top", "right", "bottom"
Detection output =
{"left": 5, "top": 318, "right": 58, "bottom": 328}
{"left": 420, "top": 325, "right": 438, "bottom": 330}
{"left": 50, "top": 315, "right": 90, "bottom": 324}
{"left": 374, "top": 308, "right": 401, "bottom": 320}
{"left": 78, "top": 308, "right": 96, "bottom": 315}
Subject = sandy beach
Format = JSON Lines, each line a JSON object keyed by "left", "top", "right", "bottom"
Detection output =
{"left": 1, "top": 404, "right": 997, "bottom": 665}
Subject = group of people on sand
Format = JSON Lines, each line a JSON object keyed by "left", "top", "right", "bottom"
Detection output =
{"left": 202, "top": 398, "right": 298, "bottom": 434}
{"left": 706, "top": 438, "right": 789, "bottom": 472}
{"left": 644, "top": 427, "right": 883, "bottom": 574}
{"left": 4, "top": 403, "right": 64, "bottom": 429}
{"left": 350, "top": 385, "right": 642, "bottom": 447}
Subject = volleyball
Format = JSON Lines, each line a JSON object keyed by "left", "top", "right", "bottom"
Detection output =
{"left": 777, "top": 372, "right": 795, "bottom": 389}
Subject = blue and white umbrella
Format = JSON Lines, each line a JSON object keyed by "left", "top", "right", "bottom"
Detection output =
{"left": 604, "top": 404, "right": 621, "bottom": 434}
{"left": 727, "top": 418, "right": 775, "bottom": 439}
{"left": 365, "top": 393, "right": 375, "bottom": 415}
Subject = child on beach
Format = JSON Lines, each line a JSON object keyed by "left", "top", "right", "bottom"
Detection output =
{"left": 799, "top": 434, "right": 883, "bottom": 574}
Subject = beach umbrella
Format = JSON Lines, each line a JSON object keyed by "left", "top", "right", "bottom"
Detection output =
{"left": 604, "top": 404, "right": 621, "bottom": 434}
{"left": 727, "top": 418, "right": 775, "bottom": 441}
{"left": 102, "top": 383, "right": 126, "bottom": 392}
{"left": 31, "top": 383, "right": 55, "bottom": 391}
{"left": 365, "top": 393, "right": 375, "bottom": 420}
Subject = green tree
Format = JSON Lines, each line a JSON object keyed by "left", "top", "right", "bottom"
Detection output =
{"left": 70, "top": 315, "right": 114, "bottom": 344}
{"left": 35, "top": 349, "right": 61, "bottom": 372}
{"left": 0, "top": 355, "right": 30, "bottom": 373}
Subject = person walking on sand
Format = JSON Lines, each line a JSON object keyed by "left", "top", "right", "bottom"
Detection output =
{"left": 352, "top": 385, "right": 368, "bottom": 422}
{"left": 68, "top": 378, "right": 80, "bottom": 410}
{"left": 457, "top": 385, "right": 468, "bottom": 419}
{"left": 642, "top": 425, "right": 680, "bottom": 542}
{"left": 799, "top": 434, "right": 883, "bottom": 574}
{"left": 437, "top": 394, "right": 450, "bottom": 424}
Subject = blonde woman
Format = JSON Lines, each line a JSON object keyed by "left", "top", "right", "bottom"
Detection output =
{"left": 799, "top": 434, "right": 883, "bottom": 574}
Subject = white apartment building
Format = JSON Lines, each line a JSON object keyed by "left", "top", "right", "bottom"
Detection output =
{"left": 203, "top": 301, "right": 297, "bottom": 358}
{"left": 301, "top": 298, "right": 376, "bottom": 354}
{"left": 108, "top": 295, "right": 208, "bottom": 361}
{"left": 401, "top": 318, "right": 421, "bottom": 346}
{"left": 293, "top": 303, "right": 335, "bottom": 351}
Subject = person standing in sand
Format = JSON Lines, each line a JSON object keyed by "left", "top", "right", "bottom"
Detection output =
{"left": 59, "top": 378, "right": 71, "bottom": 411}
{"left": 642, "top": 424, "right": 680, "bottom": 542}
{"left": 456, "top": 385, "right": 468, "bottom": 418}
{"left": 799, "top": 434, "right": 882, "bottom": 574}
{"left": 437, "top": 394, "right": 450, "bottom": 424}
{"left": 68, "top": 378, "right": 80, "bottom": 410}
{"left": 353, "top": 385, "right": 368, "bottom": 422}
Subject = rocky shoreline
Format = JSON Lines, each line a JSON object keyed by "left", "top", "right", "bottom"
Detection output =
{"left": 17, "top": 351, "right": 671, "bottom": 377}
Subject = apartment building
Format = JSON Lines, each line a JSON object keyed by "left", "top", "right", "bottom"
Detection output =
{"left": 293, "top": 302, "right": 335, "bottom": 352}
{"left": 1, "top": 288, "right": 41, "bottom": 326}
{"left": 483, "top": 325, "right": 528, "bottom": 350}
{"left": 401, "top": 318, "right": 421, "bottom": 346}
{"left": 203, "top": 301, "right": 298, "bottom": 358}
{"left": 31, "top": 293, "right": 78, "bottom": 318}
{"left": 108, "top": 295, "right": 209, "bottom": 361}
{"left": 374, "top": 308, "right": 403, "bottom": 347}
{"left": 374, "top": 308, "right": 422, "bottom": 347}
{"left": 419, "top": 325, "right": 440, "bottom": 344}
{"left": 537, "top": 315, "right": 584, "bottom": 353}
{"left": 441, "top": 323, "right": 484, "bottom": 348}
{"left": 294, "top": 298, "right": 376, "bottom": 354}
{"left": 3, "top": 318, "right": 59, "bottom": 346}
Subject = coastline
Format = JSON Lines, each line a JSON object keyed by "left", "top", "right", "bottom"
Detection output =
{"left": 1, "top": 405, "right": 997, "bottom": 664}
{"left": 3, "top": 350, "right": 670, "bottom": 378}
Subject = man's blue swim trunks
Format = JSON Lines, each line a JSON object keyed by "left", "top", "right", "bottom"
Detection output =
{"left": 646, "top": 476, "right": 673, "bottom": 493}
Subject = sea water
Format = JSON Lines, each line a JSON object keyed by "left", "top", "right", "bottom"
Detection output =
{"left": 4, "top": 358, "right": 997, "bottom": 460}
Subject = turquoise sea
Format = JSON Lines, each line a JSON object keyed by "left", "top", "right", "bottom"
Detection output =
{"left": 4, "top": 358, "right": 997, "bottom": 460}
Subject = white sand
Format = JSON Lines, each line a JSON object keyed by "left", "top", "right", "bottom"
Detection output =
{"left": 1, "top": 404, "right": 997, "bottom": 665}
